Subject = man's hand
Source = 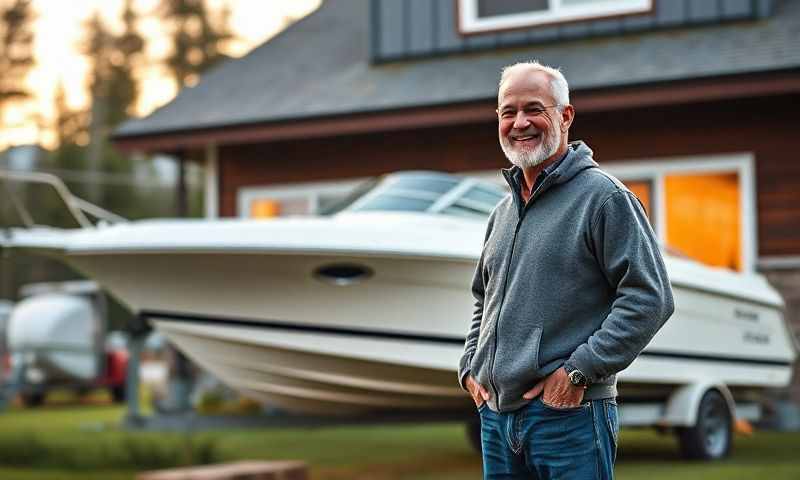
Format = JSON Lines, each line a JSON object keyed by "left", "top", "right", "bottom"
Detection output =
{"left": 466, "top": 376, "right": 490, "bottom": 407}
{"left": 522, "top": 367, "right": 585, "bottom": 408}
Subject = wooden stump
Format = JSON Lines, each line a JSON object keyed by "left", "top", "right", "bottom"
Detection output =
{"left": 136, "top": 460, "right": 308, "bottom": 480}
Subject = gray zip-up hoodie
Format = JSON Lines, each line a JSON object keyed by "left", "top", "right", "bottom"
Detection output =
{"left": 458, "top": 141, "right": 674, "bottom": 413}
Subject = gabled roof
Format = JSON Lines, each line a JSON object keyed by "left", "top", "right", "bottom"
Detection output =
{"left": 115, "top": 0, "right": 800, "bottom": 140}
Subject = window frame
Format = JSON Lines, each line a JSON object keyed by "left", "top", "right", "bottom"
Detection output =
{"left": 467, "top": 152, "right": 757, "bottom": 272}
{"left": 457, "top": 0, "right": 654, "bottom": 35}
{"left": 602, "top": 152, "right": 756, "bottom": 273}
{"left": 237, "top": 178, "right": 367, "bottom": 218}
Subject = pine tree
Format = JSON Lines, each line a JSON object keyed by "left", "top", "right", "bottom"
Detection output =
{"left": 107, "top": 0, "right": 144, "bottom": 127}
{"left": 0, "top": 0, "right": 35, "bottom": 118}
{"left": 52, "top": 81, "right": 87, "bottom": 149}
{"left": 80, "top": 3, "right": 145, "bottom": 203}
{"left": 160, "top": 0, "right": 235, "bottom": 88}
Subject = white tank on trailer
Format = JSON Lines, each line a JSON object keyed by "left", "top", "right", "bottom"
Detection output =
{"left": 7, "top": 284, "right": 100, "bottom": 383}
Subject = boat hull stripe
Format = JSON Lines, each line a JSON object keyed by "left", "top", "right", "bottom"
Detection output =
{"left": 142, "top": 310, "right": 466, "bottom": 345}
{"left": 637, "top": 350, "right": 791, "bottom": 367}
{"left": 142, "top": 310, "right": 793, "bottom": 367}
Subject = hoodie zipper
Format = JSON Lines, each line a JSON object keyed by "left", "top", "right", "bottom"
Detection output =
{"left": 488, "top": 174, "right": 557, "bottom": 411}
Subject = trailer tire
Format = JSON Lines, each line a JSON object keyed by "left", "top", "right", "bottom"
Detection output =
{"left": 20, "top": 392, "right": 45, "bottom": 407}
{"left": 111, "top": 384, "right": 126, "bottom": 403}
{"left": 676, "top": 389, "right": 732, "bottom": 460}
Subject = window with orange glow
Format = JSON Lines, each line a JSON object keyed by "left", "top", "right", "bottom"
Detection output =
{"left": 664, "top": 173, "right": 741, "bottom": 271}
{"left": 249, "top": 197, "right": 312, "bottom": 218}
{"left": 622, "top": 180, "right": 653, "bottom": 221}
{"left": 250, "top": 199, "right": 281, "bottom": 218}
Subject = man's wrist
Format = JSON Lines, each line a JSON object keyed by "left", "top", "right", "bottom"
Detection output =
{"left": 563, "top": 364, "right": 589, "bottom": 388}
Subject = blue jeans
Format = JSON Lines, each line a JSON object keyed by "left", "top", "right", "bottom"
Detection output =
{"left": 478, "top": 397, "right": 619, "bottom": 479}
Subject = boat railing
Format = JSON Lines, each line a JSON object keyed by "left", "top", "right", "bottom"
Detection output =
{"left": 0, "top": 169, "right": 126, "bottom": 229}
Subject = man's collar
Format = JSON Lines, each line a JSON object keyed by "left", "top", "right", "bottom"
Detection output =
{"left": 541, "top": 149, "right": 569, "bottom": 177}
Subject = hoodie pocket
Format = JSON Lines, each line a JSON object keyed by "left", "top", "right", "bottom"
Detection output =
{"left": 494, "top": 325, "right": 543, "bottom": 388}
{"left": 530, "top": 325, "right": 542, "bottom": 371}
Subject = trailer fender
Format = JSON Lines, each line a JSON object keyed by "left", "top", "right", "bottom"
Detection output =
{"left": 661, "top": 382, "right": 735, "bottom": 427}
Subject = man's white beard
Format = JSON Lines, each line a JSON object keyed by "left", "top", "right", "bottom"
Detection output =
{"left": 500, "top": 123, "right": 561, "bottom": 169}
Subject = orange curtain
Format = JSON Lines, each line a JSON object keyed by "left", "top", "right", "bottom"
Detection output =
{"left": 665, "top": 173, "right": 741, "bottom": 271}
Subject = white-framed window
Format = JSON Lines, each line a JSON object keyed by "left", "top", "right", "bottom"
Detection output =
{"left": 458, "top": 0, "right": 653, "bottom": 34}
{"left": 237, "top": 178, "right": 368, "bottom": 219}
{"left": 467, "top": 152, "right": 757, "bottom": 273}
{"left": 602, "top": 153, "right": 757, "bottom": 273}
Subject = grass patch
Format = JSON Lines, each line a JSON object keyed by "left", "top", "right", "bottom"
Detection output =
{"left": 0, "top": 429, "right": 220, "bottom": 470}
{"left": 0, "top": 404, "right": 798, "bottom": 479}
{"left": 0, "top": 404, "right": 220, "bottom": 471}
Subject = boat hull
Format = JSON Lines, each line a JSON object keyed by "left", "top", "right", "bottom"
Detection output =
{"left": 65, "top": 249, "right": 796, "bottom": 415}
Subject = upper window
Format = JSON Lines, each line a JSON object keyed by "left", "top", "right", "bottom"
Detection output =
{"left": 458, "top": 0, "right": 653, "bottom": 34}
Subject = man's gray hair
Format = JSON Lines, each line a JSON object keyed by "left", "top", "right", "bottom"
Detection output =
{"left": 499, "top": 61, "right": 570, "bottom": 108}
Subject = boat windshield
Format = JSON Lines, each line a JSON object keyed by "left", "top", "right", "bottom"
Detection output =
{"left": 341, "top": 172, "right": 507, "bottom": 219}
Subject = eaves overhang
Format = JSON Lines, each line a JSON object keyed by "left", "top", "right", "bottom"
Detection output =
{"left": 112, "top": 67, "right": 800, "bottom": 154}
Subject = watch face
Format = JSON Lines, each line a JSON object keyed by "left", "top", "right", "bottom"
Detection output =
{"left": 569, "top": 370, "right": 586, "bottom": 386}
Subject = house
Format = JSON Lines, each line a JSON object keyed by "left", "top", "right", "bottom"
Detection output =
{"left": 113, "top": 0, "right": 800, "bottom": 403}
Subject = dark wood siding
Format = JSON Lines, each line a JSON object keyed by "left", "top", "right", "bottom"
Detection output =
{"left": 370, "top": 0, "right": 772, "bottom": 62}
{"left": 219, "top": 93, "right": 799, "bottom": 258}
{"left": 569, "top": 95, "right": 798, "bottom": 258}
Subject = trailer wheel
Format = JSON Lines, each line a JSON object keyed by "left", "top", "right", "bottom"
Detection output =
{"left": 676, "top": 389, "right": 732, "bottom": 460}
{"left": 466, "top": 417, "right": 482, "bottom": 454}
{"left": 20, "top": 392, "right": 45, "bottom": 407}
{"left": 110, "top": 384, "right": 126, "bottom": 403}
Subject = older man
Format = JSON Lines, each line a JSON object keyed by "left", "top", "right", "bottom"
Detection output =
{"left": 458, "top": 61, "right": 674, "bottom": 479}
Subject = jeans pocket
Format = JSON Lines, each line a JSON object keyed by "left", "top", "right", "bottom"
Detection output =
{"left": 604, "top": 399, "right": 619, "bottom": 446}
{"left": 539, "top": 397, "right": 590, "bottom": 413}
{"left": 477, "top": 401, "right": 488, "bottom": 413}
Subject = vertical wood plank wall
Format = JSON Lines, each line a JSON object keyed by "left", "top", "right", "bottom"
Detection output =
{"left": 371, "top": 0, "right": 772, "bottom": 62}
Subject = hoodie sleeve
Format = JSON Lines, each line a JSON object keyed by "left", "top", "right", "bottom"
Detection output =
{"left": 457, "top": 212, "right": 495, "bottom": 391}
{"left": 566, "top": 190, "right": 674, "bottom": 383}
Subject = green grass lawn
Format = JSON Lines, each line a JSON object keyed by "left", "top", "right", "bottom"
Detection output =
{"left": 0, "top": 400, "right": 798, "bottom": 480}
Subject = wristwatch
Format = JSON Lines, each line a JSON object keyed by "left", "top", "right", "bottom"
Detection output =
{"left": 564, "top": 365, "right": 589, "bottom": 388}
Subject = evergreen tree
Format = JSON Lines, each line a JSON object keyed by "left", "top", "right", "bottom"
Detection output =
{"left": 160, "top": 0, "right": 235, "bottom": 88}
{"left": 52, "top": 81, "right": 87, "bottom": 149}
{"left": 82, "top": 10, "right": 115, "bottom": 201}
{"left": 80, "top": 3, "right": 145, "bottom": 205}
{"left": 107, "top": 0, "right": 144, "bottom": 127}
{"left": 0, "top": 0, "right": 34, "bottom": 118}
{"left": 50, "top": 80, "right": 90, "bottom": 210}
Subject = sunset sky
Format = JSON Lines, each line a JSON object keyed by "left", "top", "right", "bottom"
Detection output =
{"left": 1, "top": 0, "right": 321, "bottom": 149}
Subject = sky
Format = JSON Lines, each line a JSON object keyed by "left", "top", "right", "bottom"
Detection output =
{"left": 0, "top": 0, "right": 321, "bottom": 150}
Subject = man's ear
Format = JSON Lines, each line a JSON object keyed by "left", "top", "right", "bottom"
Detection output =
{"left": 560, "top": 104, "right": 575, "bottom": 132}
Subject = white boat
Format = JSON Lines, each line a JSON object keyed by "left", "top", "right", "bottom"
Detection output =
{"left": 1, "top": 169, "right": 797, "bottom": 457}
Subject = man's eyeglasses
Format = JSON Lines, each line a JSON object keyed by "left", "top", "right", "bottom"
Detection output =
{"left": 499, "top": 104, "right": 561, "bottom": 119}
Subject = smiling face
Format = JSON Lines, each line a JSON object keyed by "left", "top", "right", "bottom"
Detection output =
{"left": 497, "top": 69, "right": 573, "bottom": 170}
